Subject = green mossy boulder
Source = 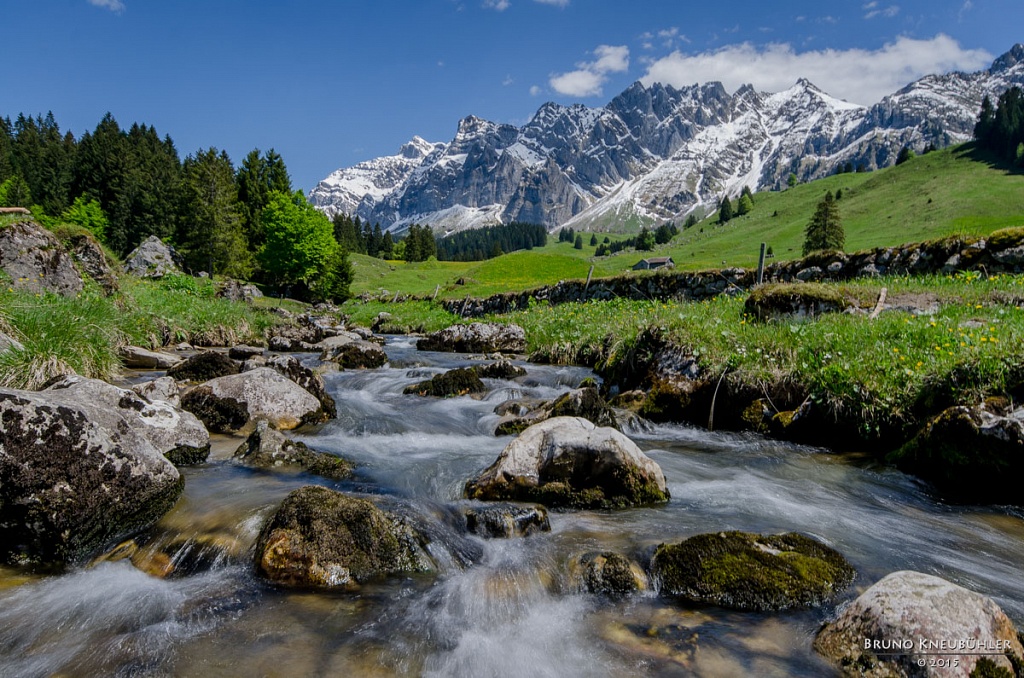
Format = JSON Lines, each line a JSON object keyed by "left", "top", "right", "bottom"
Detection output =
{"left": 403, "top": 367, "right": 486, "bottom": 398}
{"left": 254, "top": 485, "right": 434, "bottom": 590}
{"left": 652, "top": 531, "right": 855, "bottom": 611}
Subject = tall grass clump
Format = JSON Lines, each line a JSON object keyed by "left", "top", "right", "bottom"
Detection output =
{"left": 0, "top": 287, "right": 125, "bottom": 389}
{"left": 342, "top": 299, "right": 459, "bottom": 334}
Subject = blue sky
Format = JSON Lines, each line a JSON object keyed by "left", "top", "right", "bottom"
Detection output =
{"left": 1, "top": 0, "right": 1020, "bottom": 191}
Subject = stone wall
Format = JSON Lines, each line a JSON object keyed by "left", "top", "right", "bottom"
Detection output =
{"left": 437, "top": 231, "right": 1024, "bottom": 317}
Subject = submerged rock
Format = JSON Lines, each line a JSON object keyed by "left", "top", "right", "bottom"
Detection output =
{"left": 651, "top": 531, "right": 854, "bottom": 612}
{"left": 417, "top": 322, "right": 526, "bottom": 354}
{"left": 166, "top": 351, "right": 240, "bottom": 383}
{"left": 0, "top": 221, "right": 84, "bottom": 296}
{"left": 403, "top": 367, "right": 486, "bottom": 398}
{"left": 815, "top": 570, "right": 1024, "bottom": 677}
{"left": 181, "top": 367, "right": 325, "bottom": 432}
{"left": 123, "top": 235, "right": 183, "bottom": 278}
{"left": 890, "top": 402, "right": 1024, "bottom": 504}
{"left": 569, "top": 551, "right": 648, "bottom": 596}
{"left": 462, "top": 503, "right": 550, "bottom": 538}
{"left": 465, "top": 416, "right": 669, "bottom": 509}
{"left": 0, "top": 385, "right": 184, "bottom": 564}
{"left": 234, "top": 421, "right": 353, "bottom": 480}
{"left": 254, "top": 485, "right": 434, "bottom": 589}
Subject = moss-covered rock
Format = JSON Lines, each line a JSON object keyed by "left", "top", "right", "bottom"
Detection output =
{"left": 890, "top": 402, "right": 1024, "bottom": 504}
{"left": 403, "top": 367, "right": 485, "bottom": 398}
{"left": 180, "top": 368, "right": 325, "bottom": 432}
{"left": 321, "top": 340, "right": 388, "bottom": 369}
{"left": 569, "top": 551, "right": 648, "bottom": 596}
{"left": 652, "top": 531, "right": 854, "bottom": 611}
{"left": 166, "top": 351, "right": 240, "bottom": 383}
{"left": 745, "top": 283, "right": 851, "bottom": 322}
{"left": 493, "top": 386, "right": 621, "bottom": 435}
{"left": 234, "top": 421, "right": 353, "bottom": 480}
{"left": 417, "top": 322, "right": 526, "bottom": 354}
{"left": 254, "top": 485, "right": 434, "bottom": 589}
{"left": 466, "top": 417, "right": 669, "bottom": 510}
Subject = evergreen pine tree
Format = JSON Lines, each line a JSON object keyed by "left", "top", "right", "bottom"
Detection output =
{"left": 718, "top": 196, "right": 734, "bottom": 223}
{"left": 589, "top": 233, "right": 598, "bottom": 246}
{"left": 636, "top": 227, "right": 655, "bottom": 251}
{"left": 802, "top": 191, "right": 844, "bottom": 255}
{"left": 736, "top": 193, "right": 754, "bottom": 216}
{"left": 573, "top": 233, "right": 583, "bottom": 249}
{"left": 895, "top": 146, "right": 915, "bottom": 165}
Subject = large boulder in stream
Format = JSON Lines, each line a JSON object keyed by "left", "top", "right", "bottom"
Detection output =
{"left": 0, "top": 384, "right": 185, "bottom": 563}
{"left": 462, "top": 503, "right": 550, "bottom": 538}
{"left": 889, "top": 401, "right": 1024, "bottom": 504}
{"left": 263, "top": 354, "right": 337, "bottom": 419}
{"left": 464, "top": 416, "right": 669, "bottom": 509}
{"left": 166, "top": 351, "right": 240, "bottom": 383}
{"left": 417, "top": 322, "right": 526, "bottom": 354}
{"left": 495, "top": 386, "right": 620, "bottom": 435}
{"left": 234, "top": 421, "right": 353, "bottom": 480}
{"left": 651, "top": 531, "right": 855, "bottom": 612}
{"left": 255, "top": 485, "right": 434, "bottom": 589}
{"left": 319, "top": 334, "right": 388, "bottom": 369}
{"left": 44, "top": 375, "right": 210, "bottom": 465}
{"left": 181, "top": 368, "right": 326, "bottom": 432}
{"left": 815, "top": 570, "right": 1024, "bottom": 677}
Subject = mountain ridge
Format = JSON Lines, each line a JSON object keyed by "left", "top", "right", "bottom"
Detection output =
{"left": 309, "top": 44, "right": 1024, "bottom": 235}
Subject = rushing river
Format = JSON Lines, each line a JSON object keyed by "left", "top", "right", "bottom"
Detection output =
{"left": 1, "top": 336, "right": 1023, "bottom": 677}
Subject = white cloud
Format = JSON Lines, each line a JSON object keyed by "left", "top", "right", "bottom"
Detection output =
{"left": 530, "top": 85, "right": 543, "bottom": 96}
{"left": 503, "top": 75, "right": 515, "bottom": 86}
{"left": 865, "top": 4, "right": 899, "bottom": 19}
{"left": 959, "top": 0, "right": 973, "bottom": 19}
{"left": 88, "top": 0, "right": 125, "bottom": 12}
{"left": 534, "top": 0, "right": 569, "bottom": 6}
{"left": 640, "top": 34, "right": 991, "bottom": 106}
{"left": 549, "top": 44, "right": 630, "bottom": 97}
{"left": 483, "top": 0, "right": 509, "bottom": 10}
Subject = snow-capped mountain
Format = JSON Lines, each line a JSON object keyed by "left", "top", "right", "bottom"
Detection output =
{"left": 309, "top": 44, "right": 1024, "bottom": 234}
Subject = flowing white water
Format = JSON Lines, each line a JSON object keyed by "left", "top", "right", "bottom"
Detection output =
{"left": 1, "top": 336, "right": 1022, "bottom": 677}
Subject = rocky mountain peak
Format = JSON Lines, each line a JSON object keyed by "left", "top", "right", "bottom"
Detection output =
{"left": 310, "top": 44, "right": 1024, "bottom": 234}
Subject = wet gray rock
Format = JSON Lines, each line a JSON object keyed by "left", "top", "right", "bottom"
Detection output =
{"left": 254, "top": 485, "right": 434, "bottom": 589}
{"left": 123, "top": 235, "right": 182, "bottom": 278}
{"left": 475, "top": 359, "right": 527, "bottom": 380}
{"left": 234, "top": 421, "right": 353, "bottom": 480}
{"left": 118, "top": 345, "right": 183, "bottom": 370}
{"left": 417, "top": 322, "right": 526, "bottom": 354}
{"left": 265, "top": 354, "right": 337, "bottom": 418}
{"left": 0, "top": 384, "right": 185, "bottom": 563}
{"left": 403, "top": 367, "right": 485, "bottom": 398}
{"left": 131, "top": 376, "right": 181, "bottom": 408}
{"left": 463, "top": 503, "right": 550, "bottom": 538}
{"left": 320, "top": 337, "right": 388, "bottom": 369}
{"left": 494, "top": 386, "right": 619, "bottom": 436}
{"left": 180, "top": 367, "right": 325, "bottom": 432}
{"left": 570, "top": 552, "right": 648, "bottom": 596}
{"left": 0, "top": 221, "right": 84, "bottom": 297}
{"left": 816, "top": 570, "right": 1024, "bottom": 677}
{"left": 465, "top": 416, "right": 669, "bottom": 509}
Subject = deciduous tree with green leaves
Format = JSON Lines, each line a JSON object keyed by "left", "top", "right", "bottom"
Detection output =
{"left": 61, "top": 196, "right": 109, "bottom": 242}
{"left": 259, "top": 191, "right": 352, "bottom": 302}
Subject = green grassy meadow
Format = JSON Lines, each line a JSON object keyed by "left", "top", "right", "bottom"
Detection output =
{"left": 350, "top": 145, "right": 1024, "bottom": 299}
